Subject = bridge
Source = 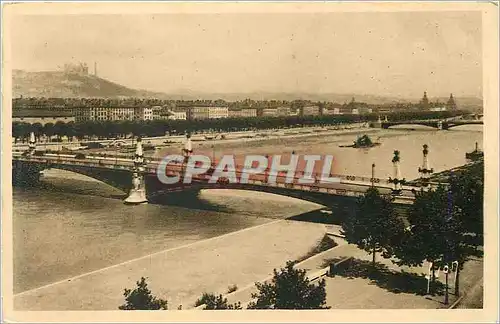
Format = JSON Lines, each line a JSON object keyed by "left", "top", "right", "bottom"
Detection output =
{"left": 13, "top": 136, "right": 428, "bottom": 207}
{"left": 12, "top": 151, "right": 419, "bottom": 205}
{"left": 380, "top": 119, "right": 483, "bottom": 130}
{"left": 13, "top": 133, "right": 443, "bottom": 208}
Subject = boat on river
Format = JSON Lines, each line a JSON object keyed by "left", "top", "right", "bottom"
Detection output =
{"left": 339, "top": 135, "right": 381, "bottom": 148}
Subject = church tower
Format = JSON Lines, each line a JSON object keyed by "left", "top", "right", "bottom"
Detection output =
{"left": 420, "top": 91, "right": 429, "bottom": 110}
{"left": 446, "top": 93, "right": 457, "bottom": 110}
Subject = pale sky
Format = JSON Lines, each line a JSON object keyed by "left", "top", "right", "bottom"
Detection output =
{"left": 11, "top": 11, "right": 482, "bottom": 98}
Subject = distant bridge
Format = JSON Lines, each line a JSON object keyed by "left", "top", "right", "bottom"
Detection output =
{"left": 381, "top": 119, "right": 483, "bottom": 130}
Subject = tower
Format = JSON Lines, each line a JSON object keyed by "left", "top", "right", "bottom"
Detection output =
{"left": 94, "top": 62, "right": 97, "bottom": 76}
{"left": 446, "top": 93, "right": 457, "bottom": 110}
{"left": 421, "top": 91, "right": 429, "bottom": 110}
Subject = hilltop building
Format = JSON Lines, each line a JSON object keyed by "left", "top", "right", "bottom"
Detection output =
{"left": 63, "top": 63, "right": 89, "bottom": 76}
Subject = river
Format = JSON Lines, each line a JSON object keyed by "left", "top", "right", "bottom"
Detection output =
{"left": 13, "top": 125, "right": 483, "bottom": 295}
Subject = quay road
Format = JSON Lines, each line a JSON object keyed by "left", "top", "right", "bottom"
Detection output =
{"left": 13, "top": 152, "right": 425, "bottom": 204}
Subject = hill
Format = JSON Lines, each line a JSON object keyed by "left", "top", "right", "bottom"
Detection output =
{"left": 12, "top": 70, "right": 482, "bottom": 111}
{"left": 12, "top": 70, "right": 164, "bottom": 99}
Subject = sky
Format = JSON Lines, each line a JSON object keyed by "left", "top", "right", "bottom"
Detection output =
{"left": 10, "top": 11, "right": 482, "bottom": 98}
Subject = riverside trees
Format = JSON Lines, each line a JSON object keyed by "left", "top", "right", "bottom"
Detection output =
{"left": 120, "top": 261, "right": 328, "bottom": 310}
{"left": 341, "top": 187, "right": 405, "bottom": 269}
{"left": 12, "top": 110, "right": 463, "bottom": 142}
{"left": 340, "top": 162, "right": 483, "bottom": 295}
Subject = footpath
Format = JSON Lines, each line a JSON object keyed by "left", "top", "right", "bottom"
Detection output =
{"left": 222, "top": 235, "right": 483, "bottom": 309}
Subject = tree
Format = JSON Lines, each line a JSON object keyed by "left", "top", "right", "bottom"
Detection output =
{"left": 449, "top": 162, "right": 483, "bottom": 245}
{"left": 12, "top": 122, "right": 23, "bottom": 144}
{"left": 119, "top": 277, "right": 168, "bottom": 310}
{"left": 32, "top": 122, "right": 44, "bottom": 142}
{"left": 43, "top": 122, "right": 55, "bottom": 139}
{"left": 53, "top": 121, "right": 68, "bottom": 140}
{"left": 394, "top": 185, "right": 474, "bottom": 295}
{"left": 341, "top": 187, "right": 405, "bottom": 268}
{"left": 194, "top": 293, "right": 242, "bottom": 310}
{"left": 247, "top": 261, "right": 329, "bottom": 309}
{"left": 448, "top": 163, "right": 484, "bottom": 295}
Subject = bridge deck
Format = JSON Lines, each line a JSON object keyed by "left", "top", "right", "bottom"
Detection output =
{"left": 13, "top": 153, "right": 421, "bottom": 204}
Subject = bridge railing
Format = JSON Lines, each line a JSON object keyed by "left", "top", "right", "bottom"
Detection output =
{"left": 15, "top": 154, "right": 402, "bottom": 187}
{"left": 15, "top": 153, "right": 427, "bottom": 193}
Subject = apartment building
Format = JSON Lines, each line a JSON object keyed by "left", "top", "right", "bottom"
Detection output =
{"left": 190, "top": 106, "right": 229, "bottom": 120}
{"left": 13, "top": 109, "right": 75, "bottom": 125}
{"left": 302, "top": 105, "right": 320, "bottom": 116}
{"left": 73, "top": 106, "right": 155, "bottom": 122}
{"left": 276, "top": 106, "right": 291, "bottom": 117}
{"left": 208, "top": 106, "right": 229, "bottom": 119}
{"left": 167, "top": 108, "right": 187, "bottom": 120}
{"left": 228, "top": 108, "right": 258, "bottom": 118}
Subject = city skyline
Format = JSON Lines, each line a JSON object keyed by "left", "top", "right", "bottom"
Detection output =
{"left": 11, "top": 11, "right": 482, "bottom": 99}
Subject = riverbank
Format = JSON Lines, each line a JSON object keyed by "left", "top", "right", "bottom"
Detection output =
{"left": 14, "top": 219, "right": 326, "bottom": 310}
{"left": 408, "top": 158, "right": 483, "bottom": 185}
{"left": 12, "top": 123, "right": 374, "bottom": 153}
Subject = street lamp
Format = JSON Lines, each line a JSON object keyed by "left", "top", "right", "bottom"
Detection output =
{"left": 443, "top": 265, "right": 449, "bottom": 305}
{"left": 371, "top": 163, "right": 375, "bottom": 187}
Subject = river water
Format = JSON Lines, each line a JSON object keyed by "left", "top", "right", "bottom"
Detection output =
{"left": 13, "top": 125, "right": 483, "bottom": 294}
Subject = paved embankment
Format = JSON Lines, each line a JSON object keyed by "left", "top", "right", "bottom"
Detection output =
{"left": 14, "top": 219, "right": 325, "bottom": 310}
{"left": 223, "top": 236, "right": 483, "bottom": 309}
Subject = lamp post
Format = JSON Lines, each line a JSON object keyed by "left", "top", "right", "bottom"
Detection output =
{"left": 443, "top": 265, "right": 449, "bottom": 305}
{"left": 418, "top": 144, "right": 433, "bottom": 186}
{"left": 371, "top": 163, "right": 375, "bottom": 187}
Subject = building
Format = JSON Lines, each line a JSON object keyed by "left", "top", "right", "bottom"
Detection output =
{"left": 13, "top": 109, "right": 75, "bottom": 125}
{"left": 420, "top": 91, "right": 430, "bottom": 110}
{"left": 167, "top": 108, "right": 187, "bottom": 120}
{"left": 208, "top": 106, "right": 229, "bottom": 119}
{"left": 73, "top": 107, "right": 136, "bottom": 122}
{"left": 323, "top": 107, "right": 341, "bottom": 115}
{"left": 276, "top": 106, "right": 291, "bottom": 117}
{"left": 358, "top": 107, "right": 373, "bottom": 114}
{"left": 190, "top": 107, "right": 210, "bottom": 120}
{"left": 73, "top": 106, "right": 155, "bottom": 122}
{"left": 302, "top": 105, "right": 320, "bottom": 116}
{"left": 151, "top": 106, "right": 164, "bottom": 120}
{"left": 228, "top": 108, "right": 257, "bottom": 118}
{"left": 132, "top": 107, "right": 153, "bottom": 121}
{"left": 446, "top": 93, "right": 457, "bottom": 110}
{"left": 430, "top": 107, "right": 447, "bottom": 112}
{"left": 262, "top": 108, "right": 278, "bottom": 117}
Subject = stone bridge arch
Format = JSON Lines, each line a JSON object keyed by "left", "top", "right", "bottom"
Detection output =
{"left": 445, "top": 122, "right": 484, "bottom": 129}
{"left": 383, "top": 122, "right": 439, "bottom": 129}
{"left": 12, "top": 160, "right": 133, "bottom": 194}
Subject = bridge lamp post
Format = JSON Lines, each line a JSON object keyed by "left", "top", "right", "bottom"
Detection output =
{"left": 418, "top": 144, "right": 433, "bottom": 187}
{"left": 388, "top": 150, "right": 405, "bottom": 195}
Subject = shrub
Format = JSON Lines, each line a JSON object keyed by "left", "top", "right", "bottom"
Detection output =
{"left": 119, "top": 277, "right": 168, "bottom": 310}
{"left": 194, "top": 293, "right": 241, "bottom": 310}
{"left": 247, "top": 261, "right": 329, "bottom": 309}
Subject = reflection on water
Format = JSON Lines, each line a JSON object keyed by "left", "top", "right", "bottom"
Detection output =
{"left": 13, "top": 126, "right": 482, "bottom": 293}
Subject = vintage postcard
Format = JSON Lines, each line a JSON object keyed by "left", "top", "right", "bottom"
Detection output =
{"left": 1, "top": 1, "right": 498, "bottom": 323}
